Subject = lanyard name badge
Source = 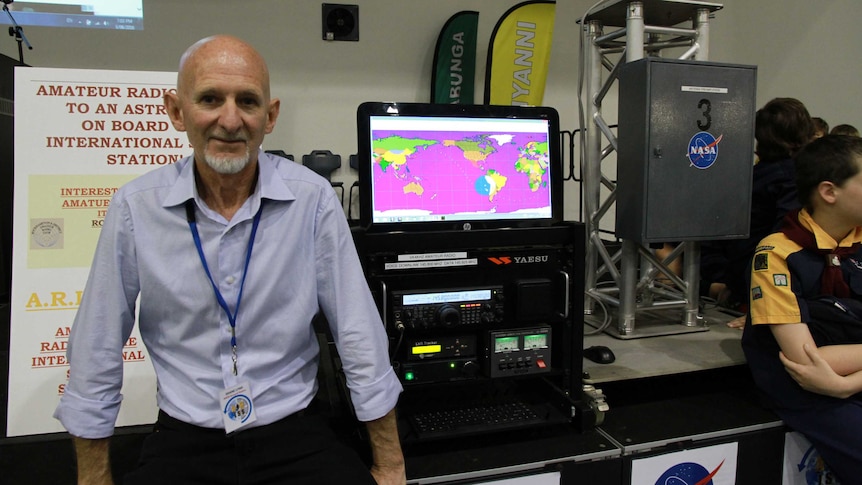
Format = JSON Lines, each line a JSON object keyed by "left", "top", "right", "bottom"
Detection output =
{"left": 186, "top": 199, "right": 261, "bottom": 433}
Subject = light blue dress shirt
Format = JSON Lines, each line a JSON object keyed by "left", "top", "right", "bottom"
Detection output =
{"left": 54, "top": 152, "right": 402, "bottom": 438}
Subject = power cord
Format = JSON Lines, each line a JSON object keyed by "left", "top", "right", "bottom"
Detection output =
{"left": 390, "top": 322, "right": 405, "bottom": 361}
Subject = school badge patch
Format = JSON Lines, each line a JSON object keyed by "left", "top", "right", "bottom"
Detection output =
{"left": 752, "top": 286, "right": 763, "bottom": 300}
{"left": 754, "top": 253, "right": 768, "bottom": 271}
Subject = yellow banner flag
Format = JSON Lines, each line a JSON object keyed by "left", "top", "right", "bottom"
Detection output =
{"left": 484, "top": 1, "right": 555, "bottom": 106}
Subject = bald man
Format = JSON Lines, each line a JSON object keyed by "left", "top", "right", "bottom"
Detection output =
{"left": 55, "top": 35, "right": 405, "bottom": 485}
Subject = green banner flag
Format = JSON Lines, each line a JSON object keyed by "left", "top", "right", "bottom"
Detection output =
{"left": 431, "top": 11, "right": 479, "bottom": 104}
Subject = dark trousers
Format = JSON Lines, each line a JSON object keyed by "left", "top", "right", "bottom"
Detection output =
{"left": 123, "top": 409, "right": 377, "bottom": 485}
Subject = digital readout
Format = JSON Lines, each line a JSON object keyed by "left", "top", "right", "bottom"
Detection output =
{"left": 402, "top": 289, "right": 492, "bottom": 306}
{"left": 411, "top": 344, "right": 442, "bottom": 355}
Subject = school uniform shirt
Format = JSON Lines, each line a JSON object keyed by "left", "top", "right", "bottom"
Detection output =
{"left": 743, "top": 209, "right": 862, "bottom": 410}
{"left": 749, "top": 209, "right": 862, "bottom": 324}
{"left": 54, "top": 152, "right": 402, "bottom": 439}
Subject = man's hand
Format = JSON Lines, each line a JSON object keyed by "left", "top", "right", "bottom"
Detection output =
{"left": 366, "top": 408, "right": 406, "bottom": 485}
{"left": 780, "top": 344, "right": 852, "bottom": 399}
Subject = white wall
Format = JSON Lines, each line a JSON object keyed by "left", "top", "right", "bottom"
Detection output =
{"left": 2, "top": 0, "right": 860, "bottom": 222}
{"left": 709, "top": 0, "right": 862, "bottom": 127}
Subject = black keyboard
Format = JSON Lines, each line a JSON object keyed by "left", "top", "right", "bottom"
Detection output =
{"left": 408, "top": 401, "right": 555, "bottom": 441}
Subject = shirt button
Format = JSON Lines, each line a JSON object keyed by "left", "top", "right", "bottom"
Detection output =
{"left": 225, "top": 276, "right": 236, "bottom": 284}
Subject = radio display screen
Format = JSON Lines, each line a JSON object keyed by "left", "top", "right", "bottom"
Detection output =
{"left": 411, "top": 344, "right": 443, "bottom": 355}
{"left": 402, "top": 289, "right": 491, "bottom": 306}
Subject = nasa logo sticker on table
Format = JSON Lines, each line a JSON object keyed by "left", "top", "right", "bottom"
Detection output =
{"left": 687, "top": 131, "right": 723, "bottom": 170}
{"left": 654, "top": 461, "right": 723, "bottom": 485}
{"left": 630, "top": 442, "right": 738, "bottom": 485}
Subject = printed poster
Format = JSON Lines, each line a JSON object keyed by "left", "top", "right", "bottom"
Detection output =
{"left": 8, "top": 67, "right": 187, "bottom": 436}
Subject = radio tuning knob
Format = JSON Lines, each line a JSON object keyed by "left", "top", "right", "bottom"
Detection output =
{"left": 437, "top": 304, "right": 460, "bottom": 328}
{"left": 461, "top": 360, "right": 479, "bottom": 377}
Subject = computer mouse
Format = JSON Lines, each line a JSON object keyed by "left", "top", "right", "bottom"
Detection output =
{"left": 584, "top": 345, "right": 615, "bottom": 364}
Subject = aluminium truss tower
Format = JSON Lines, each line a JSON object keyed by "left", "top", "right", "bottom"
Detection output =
{"left": 581, "top": 0, "right": 727, "bottom": 338}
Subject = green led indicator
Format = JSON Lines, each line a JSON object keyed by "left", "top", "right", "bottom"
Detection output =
{"left": 405, "top": 372, "right": 415, "bottom": 381}
{"left": 449, "top": 362, "right": 456, "bottom": 369}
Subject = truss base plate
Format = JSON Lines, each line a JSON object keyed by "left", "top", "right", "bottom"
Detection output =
{"left": 587, "top": 308, "right": 710, "bottom": 340}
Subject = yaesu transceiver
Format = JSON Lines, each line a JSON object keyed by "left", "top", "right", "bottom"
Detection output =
{"left": 389, "top": 286, "right": 505, "bottom": 332}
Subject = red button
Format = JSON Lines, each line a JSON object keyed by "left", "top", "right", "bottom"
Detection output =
{"left": 536, "top": 359, "right": 546, "bottom": 369}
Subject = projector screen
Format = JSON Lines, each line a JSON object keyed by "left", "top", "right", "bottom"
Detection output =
{"left": 0, "top": 1, "right": 143, "bottom": 30}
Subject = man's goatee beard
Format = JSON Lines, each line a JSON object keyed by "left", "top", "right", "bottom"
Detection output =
{"left": 205, "top": 149, "right": 251, "bottom": 175}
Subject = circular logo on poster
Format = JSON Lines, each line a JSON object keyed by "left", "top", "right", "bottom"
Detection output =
{"left": 31, "top": 221, "right": 63, "bottom": 248}
{"left": 687, "top": 131, "right": 723, "bottom": 169}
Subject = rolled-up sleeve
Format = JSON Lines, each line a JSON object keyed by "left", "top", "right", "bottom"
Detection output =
{"left": 314, "top": 192, "right": 402, "bottom": 422}
{"left": 54, "top": 193, "right": 139, "bottom": 438}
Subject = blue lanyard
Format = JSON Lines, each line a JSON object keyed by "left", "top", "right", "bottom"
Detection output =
{"left": 185, "top": 199, "right": 263, "bottom": 376}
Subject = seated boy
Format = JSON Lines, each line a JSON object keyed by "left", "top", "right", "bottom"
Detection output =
{"left": 742, "top": 135, "right": 862, "bottom": 483}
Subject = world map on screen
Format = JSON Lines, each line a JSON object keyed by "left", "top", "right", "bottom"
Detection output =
{"left": 371, "top": 131, "right": 552, "bottom": 220}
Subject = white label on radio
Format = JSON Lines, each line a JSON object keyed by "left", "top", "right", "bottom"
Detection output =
{"left": 397, "top": 252, "right": 469, "bottom": 261}
{"left": 385, "top": 258, "right": 478, "bottom": 270}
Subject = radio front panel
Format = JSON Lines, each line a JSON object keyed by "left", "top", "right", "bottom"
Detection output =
{"left": 351, "top": 224, "right": 585, "bottom": 390}
{"left": 391, "top": 286, "right": 505, "bottom": 332}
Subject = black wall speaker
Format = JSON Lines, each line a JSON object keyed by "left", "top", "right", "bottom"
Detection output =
{"left": 322, "top": 4, "right": 359, "bottom": 42}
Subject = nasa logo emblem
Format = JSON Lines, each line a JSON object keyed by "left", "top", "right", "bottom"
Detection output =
{"left": 655, "top": 461, "right": 722, "bottom": 485}
{"left": 687, "top": 131, "right": 723, "bottom": 169}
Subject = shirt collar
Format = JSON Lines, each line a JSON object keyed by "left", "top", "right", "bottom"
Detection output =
{"left": 799, "top": 208, "right": 862, "bottom": 249}
{"left": 161, "top": 150, "right": 296, "bottom": 212}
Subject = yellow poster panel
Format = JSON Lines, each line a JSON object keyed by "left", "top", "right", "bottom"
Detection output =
{"left": 27, "top": 174, "right": 139, "bottom": 268}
